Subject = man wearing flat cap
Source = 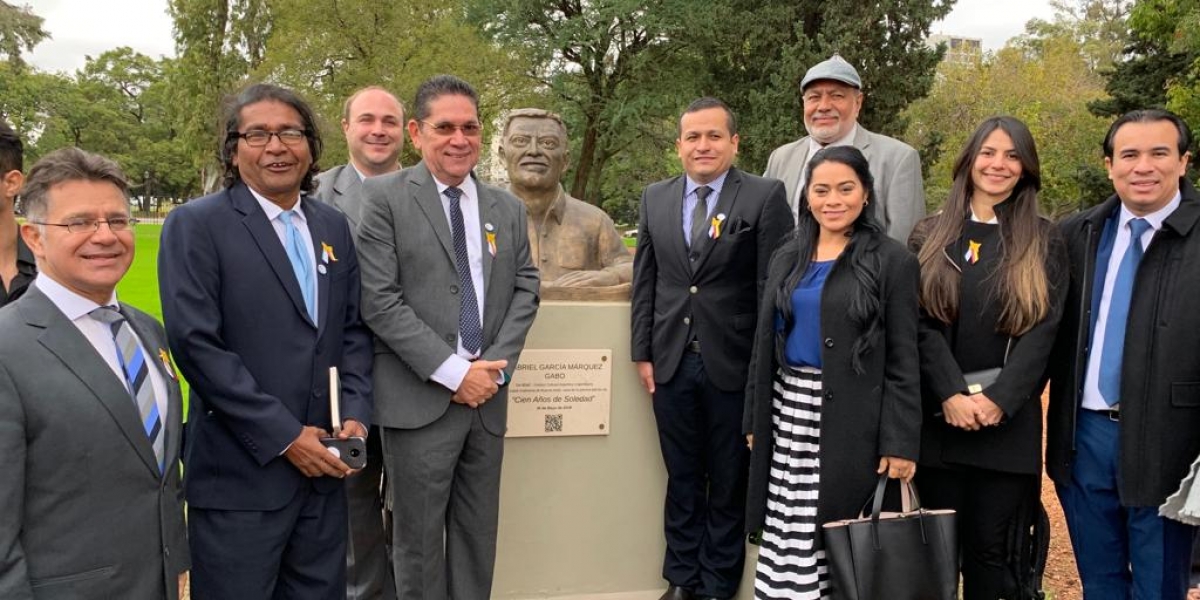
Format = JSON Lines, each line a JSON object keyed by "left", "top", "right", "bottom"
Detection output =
{"left": 764, "top": 54, "right": 925, "bottom": 241}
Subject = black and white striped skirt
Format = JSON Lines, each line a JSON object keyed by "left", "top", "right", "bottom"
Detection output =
{"left": 755, "top": 365, "right": 829, "bottom": 599}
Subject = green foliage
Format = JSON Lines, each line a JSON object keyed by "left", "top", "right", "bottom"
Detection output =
{"left": 259, "top": 0, "right": 543, "bottom": 172}
{"left": 904, "top": 36, "right": 1113, "bottom": 216}
{"left": 1015, "top": 0, "right": 1131, "bottom": 72}
{"left": 708, "top": 0, "right": 954, "bottom": 173}
{"left": 0, "top": 1, "right": 47, "bottom": 71}
{"left": 468, "top": 0, "right": 713, "bottom": 208}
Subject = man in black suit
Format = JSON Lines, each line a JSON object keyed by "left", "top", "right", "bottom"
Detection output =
{"left": 1049, "top": 109, "right": 1200, "bottom": 599}
{"left": 631, "top": 97, "right": 791, "bottom": 600}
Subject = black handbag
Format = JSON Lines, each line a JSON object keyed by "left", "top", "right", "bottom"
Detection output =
{"left": 822, "top": 475, "right": 958, "bottom": 600}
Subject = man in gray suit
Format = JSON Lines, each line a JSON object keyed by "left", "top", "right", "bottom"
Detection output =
{"left": 316, "top": 86, "right": 405, "bottom": 229}
{"left": 357, "top": 74, "right": 540, "bottom": 599}
{"left": 764, "top": 54, "right": 925, "bottom": 241}
{"left": 314, "top": 84, "right": 404, "bottom": 600}
{"left": 0, "top": 148, "right": 189, "bottom": 600}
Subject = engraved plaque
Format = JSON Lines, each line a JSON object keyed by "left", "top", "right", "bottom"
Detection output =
{"left": 507, "top": 349, "right": 612, "bottom": 437}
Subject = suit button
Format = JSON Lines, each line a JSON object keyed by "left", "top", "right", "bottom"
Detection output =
{"left": 683, "top": 317, "right": 691, "bottom": 325}
{"left": 824, "top": 391, "right": 833, "bottom": 401}
{"left": 450, "top": 285, "right": 459, "bottom": 294}
{"left": 689, "top": 286, "right": 698, "bottom": 294}
{"left": 445, "top": 333, "right": 456, "bottom": 343}
{"left": 824, "top": 338, "right": 834, "bottom": 348}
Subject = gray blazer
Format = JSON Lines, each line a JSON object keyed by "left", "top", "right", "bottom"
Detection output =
{"left": 315, "top": 164, "right": 365, "bottom": 230}
{"left": 357, "top": 162, "right": 540, "bottom": 435}
{"left": 764, "top": 125, "right": 926, "bottom": 242}
{"left": 0, "top": 286, "right": 189, "bottom": 600}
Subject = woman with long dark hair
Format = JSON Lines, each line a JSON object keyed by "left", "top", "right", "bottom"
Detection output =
{"left": 908, "top": 116, "right": 1067, "bottom": 599}
{"left": 744, "top": 145, "right": 922, "bottom": 599}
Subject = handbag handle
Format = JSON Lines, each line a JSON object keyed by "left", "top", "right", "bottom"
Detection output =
{"left": 867, "top": 474, "right": 929, "bottom": 551}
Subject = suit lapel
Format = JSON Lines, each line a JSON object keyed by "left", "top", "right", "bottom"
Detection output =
{"left": 303, "top": 200, "right": 332, "bottom": 335}
{"left": 411, "top": 164, "right": 457, "bottom": 265}
{"left": 476, "top": 176, "right": 497, "bottom": 298}
{"left": 333, "top": 166, "right": 363, "bottom": 229}
{"left": 231, "top": 184, "right": 314, "bottom": 328}
{"left": 665, "top": 177, "right": 691, "bottom": 275}
{"left": 123, "top": 307, "right": 184, "bottom": 478}
{"left": 22, "top": 289, "right": 161, "bottom": 476}
{"left": 692, "top": 169, "right": 743, "bottom": 275}
{"left": 790, "top": 139, "right": 812, "bottom": 199}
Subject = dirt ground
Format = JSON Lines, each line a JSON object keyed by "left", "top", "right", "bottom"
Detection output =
{"left": 1041, "top": 393, "right": 1082, "bottom": 600}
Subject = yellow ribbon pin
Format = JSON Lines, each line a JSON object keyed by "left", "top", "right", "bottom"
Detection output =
{"left": 158, "top": 348, "right": 177, "bottom": 380}
{"left": 321, "top": 242, "right": 338, "bottom": 263}
{"left": 486, "top": 231, "right": 497, "bottom": 257}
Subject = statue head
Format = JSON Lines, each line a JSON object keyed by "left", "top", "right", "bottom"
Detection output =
{"left": 499, "top": 109, "right": 569, "bottom": 193}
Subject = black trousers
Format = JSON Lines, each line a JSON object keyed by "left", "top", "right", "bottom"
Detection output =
{"left": 918, "top": 465, "right": 1038, "bottom": 600}
{"left": 652, "top": 351, "right": 748, "bottom": 598}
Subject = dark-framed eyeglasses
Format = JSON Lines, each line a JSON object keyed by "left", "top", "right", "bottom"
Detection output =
{"left": 30, "top": 217, "right": 138, "bottom": 234}
{"left": 419, "top": 121, "right": 483, "bottom": 138}
{"left": 235, "top": 129, "right": 308, "bottom": 147}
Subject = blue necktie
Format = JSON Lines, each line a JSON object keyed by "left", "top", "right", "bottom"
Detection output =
{"left": 1098, "top": 217, "right": 1151, "bottom": 406}
{"left": 445, "top": 187, "right": 483, "bottom": 355}
{"left": 90, "top": 306, "right": 165, "bottom": 473}
{"left": 280, "top": 209, "right": 316, "bottom": 323}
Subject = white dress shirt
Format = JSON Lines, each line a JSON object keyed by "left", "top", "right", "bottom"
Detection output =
{"left": 428, "top": 176, "right": 488, "bottom": 393}
{"left": 36, "top": 273, "right": 169, "bottom": 424}
{"left": 250, "top": 189, "right": 320, "bottom": 320}
{"left": 682, "top": 170, "right": 729, "bottom": 247}
{"left": 1081, "top": 192, "right": 1181, "bottom": 411}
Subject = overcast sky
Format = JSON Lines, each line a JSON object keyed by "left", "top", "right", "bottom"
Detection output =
{"left": 24, "top": 0, "right": 1056, "bottom": 73}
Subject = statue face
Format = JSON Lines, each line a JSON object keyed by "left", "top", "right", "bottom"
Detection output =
{"left": 502, "top": 116, "right": 567, "bottom": 190}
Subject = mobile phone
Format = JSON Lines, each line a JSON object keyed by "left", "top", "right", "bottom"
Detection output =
{"left": 319, "top": 436, "right": 367, "bottom": 470}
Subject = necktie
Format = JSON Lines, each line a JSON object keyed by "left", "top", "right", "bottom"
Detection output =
{"left": 445, "top": 187, "right": 483, "bottom": 355}
{"left": 1098, "top": 217, "right": 1152, "bottom": 406}
{"left": 280, "top": 210, "right": 316, "bottom": 323}
{"left": 90, "top": 306, "right": 164, "bottom": 472}
{"left": 689, "top": 185, "right": 713, "bottom": 250}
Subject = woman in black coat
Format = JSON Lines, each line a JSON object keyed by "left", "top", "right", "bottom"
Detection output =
{"left": 908, "top": 116, "right": 1066, "bottom": 600}
{"left": 743, "top": 145, "right": 922, "bottom": 599}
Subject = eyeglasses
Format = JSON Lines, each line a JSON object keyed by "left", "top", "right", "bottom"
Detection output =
{"left": 419, "top": 121, "right": 483, "bottom": 137}
{"left": 235, "top": 129, "right": 308, "bottom": 147}
{"left": 31, "top": 217, "right": 138, "bottom": 234}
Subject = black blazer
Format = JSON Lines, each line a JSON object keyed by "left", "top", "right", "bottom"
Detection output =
{"left": 1048, "top": 178, "right": 1200, "bottom": 506}
{"left": 744, "top": 230, "right": 922, "bottom": 532}
{"left": 909, "top": 212, "right": 1067, "bottom": 475}
{"left": 631, "top": 167, "right": 792, "bottom": 392}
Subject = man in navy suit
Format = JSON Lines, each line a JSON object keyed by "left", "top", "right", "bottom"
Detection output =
{"left": 159, "top": 83, "right": 373, "bottom": 600}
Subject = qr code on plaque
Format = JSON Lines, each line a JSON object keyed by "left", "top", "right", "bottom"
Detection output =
{"left": 545, "top": 414, "right": 564, "bottom": 433}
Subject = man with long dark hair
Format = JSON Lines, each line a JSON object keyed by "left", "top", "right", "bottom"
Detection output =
{"left": 159, "top": 83, "right": 374, "bottom": 599}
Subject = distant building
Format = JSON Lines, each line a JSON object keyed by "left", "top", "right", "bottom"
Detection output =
{"left": 928, "top": 34, "right": 983, "bottom": 65}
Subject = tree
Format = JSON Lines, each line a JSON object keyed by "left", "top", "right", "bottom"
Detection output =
{"left": 259, "top": 0, "right": 542, "bottom": 171}
{"left": 1016, "top": 0, "right": 1131, "bottom": 73}
{"left": 707, "top": 0, "right": 954, "bottom": 173}
{"left": 167, "top": 0, "right": 273, "bottom": 191}
{"left": 904, "top": 35, "right": 1113, "bottom": 216}
{"left": 0, "top": 1, "right": 47, "bottom": 71}
{"left": 468, "top": 0, "right": 713, "bottom": 206}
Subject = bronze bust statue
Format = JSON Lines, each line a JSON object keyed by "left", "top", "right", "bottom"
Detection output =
{"left": 499, "top": 109, "right": 632, "bottom": 301}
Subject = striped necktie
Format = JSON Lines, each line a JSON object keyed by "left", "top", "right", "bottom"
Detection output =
{"left": 90, "top": 306, "right": 164, "bottom": 472}
{"left": 445, "top": 186, "right": 483, "bottom": 355}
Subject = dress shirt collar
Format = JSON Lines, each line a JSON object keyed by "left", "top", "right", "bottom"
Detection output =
{"left": 35, "top": 272, "right": 118, "bottom": 321}
{"left": 432, "top": 175, "right": 479, "bottom": 205}
{"left": 547, "top": 187, "right": 569, "bottom": 224}
{"left": 1118, "top": 190, "right": 1181, "bottom": 234}
{"left": 248, "top": 187, "right": 307, "bottom": 225}
{"left": 685, "top": 169, "right": 730, "bottom": 201}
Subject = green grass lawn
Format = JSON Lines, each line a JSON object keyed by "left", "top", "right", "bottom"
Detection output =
{"left": 117, "top": 224, "right": 190, "bottom": 407}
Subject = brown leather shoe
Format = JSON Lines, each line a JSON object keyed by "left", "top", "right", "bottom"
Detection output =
{"left": 659, "top": 585, "right": 694, "bottom": 600}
